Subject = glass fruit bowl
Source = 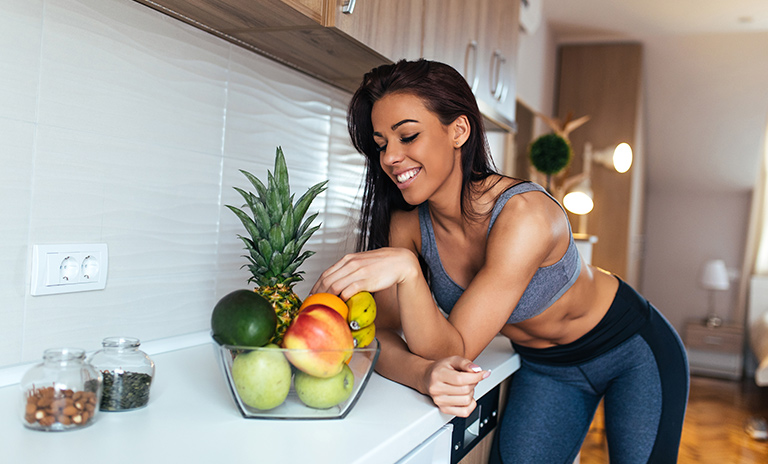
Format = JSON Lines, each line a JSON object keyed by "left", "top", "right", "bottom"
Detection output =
{"left": 212, "top": 335, "right": 380, "bottom": 420}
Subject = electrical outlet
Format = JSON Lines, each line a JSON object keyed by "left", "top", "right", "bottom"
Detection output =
{"left": 31, "top": 244, "right": 109, "bottom": 296}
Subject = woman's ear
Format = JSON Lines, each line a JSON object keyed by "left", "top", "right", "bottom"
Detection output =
{"left": 452, "top": 115, "right": 471, "bottom": 148}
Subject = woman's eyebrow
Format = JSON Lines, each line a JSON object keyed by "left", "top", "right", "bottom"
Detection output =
{"left": 392, "top": 119, "right": 418, "bottom": 130}
{"left": 373, "top": 119, "right": 420, "bottom": 138}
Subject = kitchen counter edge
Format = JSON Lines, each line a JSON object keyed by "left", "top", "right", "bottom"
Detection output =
{"left": 0, "top": 332, "right": 520, "bottom": 464}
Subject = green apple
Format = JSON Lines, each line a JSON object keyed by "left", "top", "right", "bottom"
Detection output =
{"left": 294, "top": 363, "right": 355, "bottom": 409}
{"left": 231, "top": 344, "right": 291, "bottom": 410}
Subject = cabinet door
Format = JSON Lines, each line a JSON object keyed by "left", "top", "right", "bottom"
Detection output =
{"left": 475, "top": 0, "right": 518, "bottom": 125}
{"left": 492, "top": 0, "right": 519, "bottom": 123}
{"left": 397, "top": 424, "right": 453, "bottom": 463}
{"left": 422, "top": 0, "right": 517, "bottom": 128}
{"left": 333, "top": 0, "right": 424, "bottom": 61}
{"left": 422, "top": 0, "right": 482, "bottom": 91}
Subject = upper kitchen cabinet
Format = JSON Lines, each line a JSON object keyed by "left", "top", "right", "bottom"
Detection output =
{"left": 421, "top": 0, "right": 481, "bottom": 88}
{"left": 327, "top": 1, "right": 423, "bottom": 60}
{"left": 132, "top": 0, "right": 518, "bottom": 127}
{"left": 422, "top": 0, "right": 519, "bottom": 131}
{"left": 133, "top": 0, "right": 423, "bottom": 92}
{"left": 287, "top": 0, "right": 424, "bottom": 89}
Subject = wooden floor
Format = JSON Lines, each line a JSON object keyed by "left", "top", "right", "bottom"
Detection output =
{"left": 579, "top": 375, "right": 768, "bottom": 463}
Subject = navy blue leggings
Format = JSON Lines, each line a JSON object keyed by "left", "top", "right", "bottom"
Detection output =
{"left": 491, "top": 279, "right": 689, "bottom": 463}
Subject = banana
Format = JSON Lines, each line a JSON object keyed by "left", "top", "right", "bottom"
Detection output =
{"left": 345, "top": 291, "right": 377, "bottom": 330}
{"left": 351, "top": 323, "right": 376, "bottom": 348}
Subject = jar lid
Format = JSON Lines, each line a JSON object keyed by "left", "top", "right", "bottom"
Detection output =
{"left": 101, "top": 337, "right": 141, "bottom": 349}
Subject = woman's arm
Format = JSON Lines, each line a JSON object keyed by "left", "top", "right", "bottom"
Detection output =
{"left": 374, "top": 328, "right": 489, "bottom": 417}
{"left": 312, "top": 193, "right": 564, "bottom": 362}
{"left": 311, "top": 210, "right": 466, "bottom": 358}
{"left": 309, "top": 208, "right": 501, "bottom": 416}
{"left": 372, "top": 284, "right": 490, "bottom": 417}
{"left": 445, "top": 193, "right": 566, "bottom": 359}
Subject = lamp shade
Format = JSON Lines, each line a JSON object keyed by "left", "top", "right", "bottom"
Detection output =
{"left": 700, "top": 259, "right": 730, "bottom": 291}
{"left": 589, "top": 142, "right": 633, "bottom": 173}
{"left": 563, "top": 178, "right": 594, "bottom": 215}
{"left": 612, "top": 143, "right": 633, "bottom": 173}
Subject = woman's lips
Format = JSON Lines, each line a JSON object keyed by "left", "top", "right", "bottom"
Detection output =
{"left": 395, "top": 168, "right": 420, "bottom": 189}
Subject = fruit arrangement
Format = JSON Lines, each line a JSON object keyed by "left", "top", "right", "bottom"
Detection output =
{"left": 211, "top": 148, "right": 379, "bottom": 418}
{"left": 226, "top": 146, "right": 327, "bottom": 345}
{"left": 212, "top": 289, "right": 378, "bottom": 413}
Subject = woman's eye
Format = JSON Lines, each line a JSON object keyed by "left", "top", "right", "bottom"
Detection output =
{"left": 401, "top": 134, "right": 419, "bottom": 144}
{"left": 375, "top": 144, "right": 387, "bottom": 153}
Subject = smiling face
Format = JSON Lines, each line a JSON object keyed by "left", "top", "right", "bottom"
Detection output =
{"left": 371, "top": 92, "right": 468, "bottom": 206}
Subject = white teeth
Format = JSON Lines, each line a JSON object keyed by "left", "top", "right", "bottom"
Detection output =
{"left": 396, "top": 169, "right": 419, "bottom": 183}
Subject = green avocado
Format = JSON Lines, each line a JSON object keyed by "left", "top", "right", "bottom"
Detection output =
{"left": 211, "top": 290, "right": 277, "bottom": 347}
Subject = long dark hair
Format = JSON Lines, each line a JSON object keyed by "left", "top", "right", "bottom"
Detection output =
{"left": 348, "top": 59, "right": 498, "bottom": 252}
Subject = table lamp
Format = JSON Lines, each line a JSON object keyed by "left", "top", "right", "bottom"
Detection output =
{"left": 700, "top": 259, "right": 730, "bottom": 328}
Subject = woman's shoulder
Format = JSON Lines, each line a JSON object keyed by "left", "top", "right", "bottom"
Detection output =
{"left": 477, "top": 177, "right": 542, "bottom": 213}
{"left": 481, "top": 176, "right": 563, "bottom": 232}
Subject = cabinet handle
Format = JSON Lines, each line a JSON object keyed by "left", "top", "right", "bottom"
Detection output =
{"left": 464, "top": 41, "right": 479, "bottom": 93}
{"left": 703, "top": 336, "right": 724, "bottom": 345}
{"left": 342, "top": 0, "right": 356, "bottom": 14}
{"left": 490, "top": 50, "right": 506, "bottom": 101}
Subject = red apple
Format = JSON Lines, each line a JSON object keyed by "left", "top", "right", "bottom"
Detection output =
{"left": 282, "top": 306, "right": 354, "bottom": 378}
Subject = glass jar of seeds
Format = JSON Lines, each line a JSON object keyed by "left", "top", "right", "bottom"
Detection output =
{"left": 88, "top": 337, "right": 155, "bottom": 412}
{"left": 20, "top": 348, "right": 103, "bottom": 431}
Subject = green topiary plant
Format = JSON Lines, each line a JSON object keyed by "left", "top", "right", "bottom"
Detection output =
{"left": 529, "top": 133, "right": 573, "bottom": 190}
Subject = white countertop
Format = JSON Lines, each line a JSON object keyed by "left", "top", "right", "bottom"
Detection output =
{"left": 0, "top": 335, "right": 519, "bottom": 464}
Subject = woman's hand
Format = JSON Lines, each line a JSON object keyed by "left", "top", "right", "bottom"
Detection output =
{"left": 422, "top": 356, "right": 490, "bottom": 417}
{"left": 310, "top": 247, "right": 421, "bottom": 301}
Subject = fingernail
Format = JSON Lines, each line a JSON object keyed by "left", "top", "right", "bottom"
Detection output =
{"left": 482, "top": 369, "right": 491, "bottom": 379}
{"left": 469, "top": 364, "right": 482, "bottom": 372}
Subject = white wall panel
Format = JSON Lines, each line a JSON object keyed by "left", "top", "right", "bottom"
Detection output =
{"left": 0, "top": 0, "right": 363, "bottom": 366}
{"left": 0, "top": 119, "right": 36, "bottom": 365}
{"left": 38, "top": 0, "right": 230, "bottom": 154}
{"left": 0, "top": 0, "right": 43, "bottom": 123}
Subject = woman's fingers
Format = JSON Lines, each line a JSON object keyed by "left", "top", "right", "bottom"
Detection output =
{"left": 428, "top": 357, "right": 490, "bottom": 390}
{"left": 310, "top": 248, "right": 418, "bottom": 299}
{"left": 434, "top": 397, "right": 478, "bottom": 418}
{"left": 425, "top": 357, "right": 490, "bottom": 417}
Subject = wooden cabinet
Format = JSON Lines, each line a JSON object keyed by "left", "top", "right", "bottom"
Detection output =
{"left": 283, "top": 0, "right": 424, "bottom": 88}
{"left": 133, "top": 0, "right": 518, "bottom": 127}
{"left": 422, "top": 0, "right": 518, "bottom": 129}
{"left": 685, "top": 320, "right": 745, "bottom": 379}
{"left": 134, "top": 0, "right": 413, "bottom": 92}
{"left": 475, "top": 0, "right": 518, "bottom": 126}
{"left": 422, "top": 0, "right": 482, "bottom": 87}
{"left": 330, "top": 0, "right": 424, "bottom": 62}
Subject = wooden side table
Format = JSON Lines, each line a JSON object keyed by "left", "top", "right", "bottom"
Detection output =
{"left": 684, "top": 320, "right": 744, "bottom": 380}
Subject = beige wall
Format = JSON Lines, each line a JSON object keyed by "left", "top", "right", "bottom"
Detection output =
{"left": 642, "top": 189, "right": 751, "bottom": 330}
{"left": 517, "top": 12, "right": 768, "bottom": 335}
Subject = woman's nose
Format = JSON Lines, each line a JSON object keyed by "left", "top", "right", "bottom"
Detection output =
{"left": 380, "top": 144, "right": 404, "bottom": 166}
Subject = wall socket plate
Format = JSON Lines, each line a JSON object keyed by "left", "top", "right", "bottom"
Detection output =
{"left": 31, "top": 244, "right": 109, "bottom": 296}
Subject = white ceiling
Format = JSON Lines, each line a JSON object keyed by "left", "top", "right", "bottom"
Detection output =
{"left": 543, "top": 0, "right": 768, "bottom": 38}
{"left": 540, "top": 0, "right": 768, "bottom": 193}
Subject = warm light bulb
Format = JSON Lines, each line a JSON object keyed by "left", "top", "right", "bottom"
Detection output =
{"left": 563, "top": 191, "right": 594, "bottom": 215}
{"left": 613, "top": 143, "right": 633, "bottom": 173}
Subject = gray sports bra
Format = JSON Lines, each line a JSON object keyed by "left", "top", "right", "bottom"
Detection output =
{"left": 418, "top": 181, "right": 581, "bottom": 324}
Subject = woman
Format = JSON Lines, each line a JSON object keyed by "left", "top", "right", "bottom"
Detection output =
{"left": 311, "top": 59, "right": 688, "bottom": 463}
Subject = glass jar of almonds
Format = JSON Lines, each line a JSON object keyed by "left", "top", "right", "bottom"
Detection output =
{"left": 20, "top": 348, "right": 103, "bottom": 431}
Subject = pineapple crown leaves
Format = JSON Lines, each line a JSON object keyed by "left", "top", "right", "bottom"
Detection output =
{"left": 226, "top": 146, "right": 328, "bottom": 287}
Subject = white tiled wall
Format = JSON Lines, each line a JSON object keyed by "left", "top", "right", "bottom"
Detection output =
{"left": 0, "top": 0, "right": 365, "bottom": 367}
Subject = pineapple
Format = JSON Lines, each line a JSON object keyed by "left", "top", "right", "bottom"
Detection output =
{"left": 227, "top": 147, "right": 327, "bottom": 344}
